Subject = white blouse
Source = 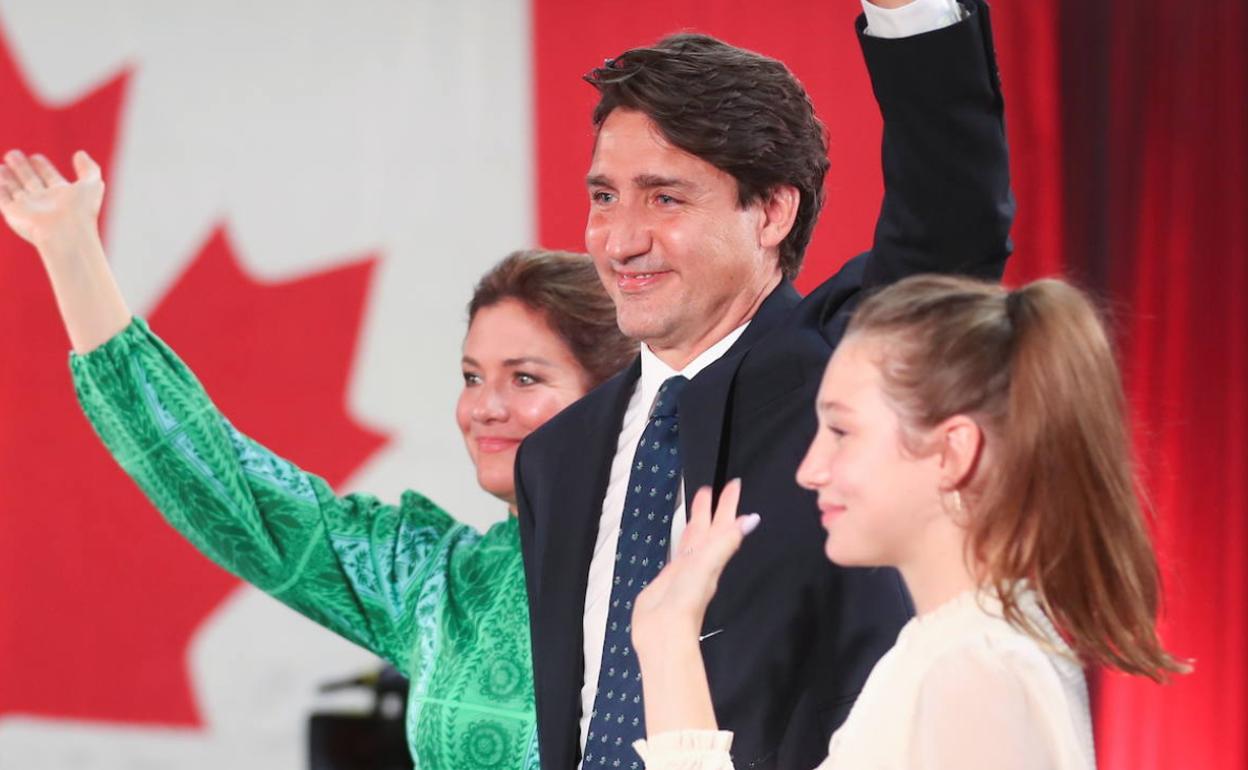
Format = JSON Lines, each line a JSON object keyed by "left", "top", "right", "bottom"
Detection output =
{"left": 634, "top": 588, "right": 1096, "bottom": 770}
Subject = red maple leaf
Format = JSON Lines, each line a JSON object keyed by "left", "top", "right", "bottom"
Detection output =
{"left": 0, "top": 21, "right": 388, "bottom": 726}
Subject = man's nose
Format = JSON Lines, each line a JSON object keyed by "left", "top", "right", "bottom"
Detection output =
{"left": 601, "top": 205, "right": 653, "bottom": 263}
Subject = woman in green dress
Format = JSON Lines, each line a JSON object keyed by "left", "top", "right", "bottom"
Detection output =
{"left": 0, "top": 148, "right": 636, "bottom": 769}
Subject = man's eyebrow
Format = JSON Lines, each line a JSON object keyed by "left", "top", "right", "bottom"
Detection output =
{"left": 585, "top": 173, "right": 697, "bottom": 191}
{"left": 633, "top": 173, "right": 694, "bottom": 190}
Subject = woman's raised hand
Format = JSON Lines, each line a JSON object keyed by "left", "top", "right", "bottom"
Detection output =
{"left": 631, "top": 479, "right": 759, "bottom": 652}
{"left": 629, "top": 480, "right": 760, "bottom": 734}
{"left": 0, "top": 148, "right": 129, "bottom": 353}
{"left": 0, "top": 150, "right": 104, "bottom": 250}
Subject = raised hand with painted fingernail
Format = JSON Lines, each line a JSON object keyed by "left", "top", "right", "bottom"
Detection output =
{"left": 631, "top": 478, "right": 760, "bottom": 735}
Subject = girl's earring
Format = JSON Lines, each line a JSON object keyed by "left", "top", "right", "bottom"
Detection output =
{"left": 943, "top": 488, "right": 966, "bottom": 520}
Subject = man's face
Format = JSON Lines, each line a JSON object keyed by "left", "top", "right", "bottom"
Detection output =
{"left": 585, "top": 109, "right": 783, "bottom": 364}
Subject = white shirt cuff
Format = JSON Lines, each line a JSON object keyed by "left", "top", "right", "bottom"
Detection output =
{"left": 861, "top": 0, "right": 965, "bottom": 39}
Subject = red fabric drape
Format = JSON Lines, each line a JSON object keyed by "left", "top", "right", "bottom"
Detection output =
{"left": 992, "top": 1, "right": 1064, "bottom": 284}
{"left": 1094, "top": 2, "right": 1248, "bottom": 768}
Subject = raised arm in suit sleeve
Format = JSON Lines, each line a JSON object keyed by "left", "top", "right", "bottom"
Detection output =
{"left": 858, "top": 0, "right": 1014, "bottom": 288}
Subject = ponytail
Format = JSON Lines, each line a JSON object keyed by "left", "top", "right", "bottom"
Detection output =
{"left": 849, "top": 275, "right": 1188, "bottom": 681}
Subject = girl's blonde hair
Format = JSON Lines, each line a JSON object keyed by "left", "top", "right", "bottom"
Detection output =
{"left": 848, "top": 274, "right": 1187, "bottom": 681}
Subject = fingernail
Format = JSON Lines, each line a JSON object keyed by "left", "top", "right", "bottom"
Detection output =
{"left": 738, "top": 513, "right": 761, "bottom": 536}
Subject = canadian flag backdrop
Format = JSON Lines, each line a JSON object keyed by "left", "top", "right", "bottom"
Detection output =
{"left": 0, "top": 1, "right": 1242, "bottom": 769}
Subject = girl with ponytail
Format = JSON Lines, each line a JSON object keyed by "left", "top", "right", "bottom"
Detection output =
{"left": 629, "top": 274, "right": 1188, "bottom": 769}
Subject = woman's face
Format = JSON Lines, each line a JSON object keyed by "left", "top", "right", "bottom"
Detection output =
{"left": 456, "top": 298, "right": 593, "bottom": 506}
{"left": 795, "top": 334, "right": 947, "bottom": 567}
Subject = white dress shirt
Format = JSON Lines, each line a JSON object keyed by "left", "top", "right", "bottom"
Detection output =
{"left": 577, "top": 0, "right": 967, "bottom": 763}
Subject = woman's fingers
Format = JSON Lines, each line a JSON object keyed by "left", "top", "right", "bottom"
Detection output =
{"left": 672, "top": 481, "right": 761, "bottom": 576}
{"left": 689, "top": 480, "right": 758, "bottom": 575}
{"left": 1, "top": 161, "right": 26, "bottom": 200}
{"left": 30, "top": 154, "right": 68, "bottom": 187}
{"left": 72, "top": 150, "right": 101, "bottom": 183}
{"left": 708, "top": 479, "right": 759, "bottom": 539}
{"left": 712, "top": 479, "right": 742, "bottom": 530}
{"left": 675, "top": 486, "right": 714, "bottom": 556}
{"left": 690, "top": 485, "right": 713, "bottom": 531}
{"left": 1, "top": 149, "right": 93, "bottom": 191}
{"left": 4, "top": 150, "right": 46, "bottom": 192}
{"left": 0, "top": 167, "right": 17, "bottom": 203}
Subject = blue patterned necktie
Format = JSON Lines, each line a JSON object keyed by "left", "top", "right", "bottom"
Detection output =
{"left": 583, "top": 375, "right": 689, "bottom": 769}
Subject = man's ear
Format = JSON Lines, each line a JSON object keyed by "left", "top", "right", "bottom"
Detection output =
{"left": 757, "top": 184, "right": 800, "bottom": 252}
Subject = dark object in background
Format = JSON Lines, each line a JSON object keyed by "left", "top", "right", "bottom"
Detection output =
{"left": 308, "top": 665, "right": 413, "bottom": 770}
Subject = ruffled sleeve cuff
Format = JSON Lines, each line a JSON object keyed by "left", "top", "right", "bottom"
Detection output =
{"left": 632, "top": 730, "right": 735, "bottom": 769}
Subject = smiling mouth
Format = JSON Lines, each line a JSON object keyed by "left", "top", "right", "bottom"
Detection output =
{"left": 615, "top": 270, "right": 671, "bottom": 293}
{"left": 818, "top": 503, "right": 846, "bottom": 527}
{"left": 476, "top": 437, "right": 520, "bottom": 454}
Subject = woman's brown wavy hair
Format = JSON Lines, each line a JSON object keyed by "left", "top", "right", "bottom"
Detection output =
{"left": 469, "top": 249, "right": 637, "bottom": 388}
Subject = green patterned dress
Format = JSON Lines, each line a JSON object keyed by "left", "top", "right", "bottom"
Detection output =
{"left": 71, "top": 318, "right": 539, "bottom": 770}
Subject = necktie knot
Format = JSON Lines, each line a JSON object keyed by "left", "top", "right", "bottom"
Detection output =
{"left": 651, "top": 375, "right": 689, "bottom": 419}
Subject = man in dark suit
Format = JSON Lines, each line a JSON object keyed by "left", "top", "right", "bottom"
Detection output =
{"left": 516, "top": 1, "right": 1013, "bottom": 768}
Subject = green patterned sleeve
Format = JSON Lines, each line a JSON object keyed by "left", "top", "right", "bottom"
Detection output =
{"left": 70, "top": 317, "right": 477, "bottom": 670}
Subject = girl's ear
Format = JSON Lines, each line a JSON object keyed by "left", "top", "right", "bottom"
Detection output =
{"left": 936, "top": 414, "right": 983, "bottom": 491}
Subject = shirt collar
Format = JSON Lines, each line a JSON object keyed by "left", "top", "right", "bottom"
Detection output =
{"left": 636, "top": 321, "right": 751, "bottom": 412}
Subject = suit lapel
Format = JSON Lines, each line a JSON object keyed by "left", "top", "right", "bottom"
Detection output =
{"left": 535, "top": 358, "right": 638, "bottom": 602}
{"left": 533, "top": 357, "right": 639, "bottom": 764}
{"left": 678, "top": 280, "right": 802, "bottom": 497}
{"left": 726, "top": 280, "right": 804, "bottom": 357}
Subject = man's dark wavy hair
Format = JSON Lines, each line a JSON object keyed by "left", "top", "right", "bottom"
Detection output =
{"left": 585, "top": 33, "right": 829, "bottom": 281}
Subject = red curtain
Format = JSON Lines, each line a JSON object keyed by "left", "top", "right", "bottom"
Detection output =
{"left": 1092, "top": 1, "right": 1248, "bottom": 768}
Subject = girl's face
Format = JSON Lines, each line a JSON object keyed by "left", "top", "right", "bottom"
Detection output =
{"left": 796, "top": 334, "right": 948, "bottom": 568}
{"left": 456, "top": 299, "right": 592, "bottom": 506}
